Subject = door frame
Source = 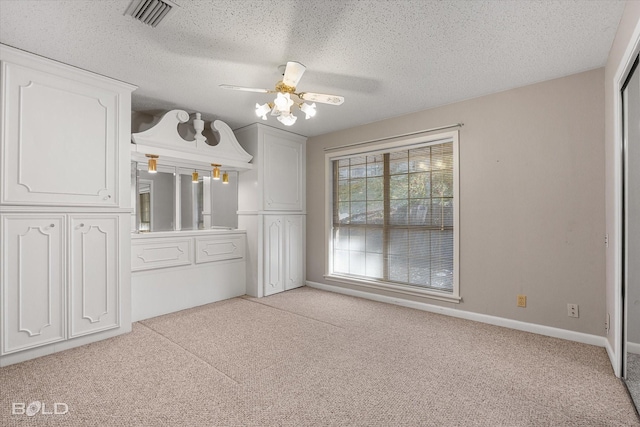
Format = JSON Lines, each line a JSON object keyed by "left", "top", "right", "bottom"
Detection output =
{"left": 613, "top": 19, "right": 640, "bottom": 377}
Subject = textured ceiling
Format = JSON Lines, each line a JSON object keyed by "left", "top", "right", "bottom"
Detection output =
{"left": 0, "top": 0, "right": 626, "bottom": 137}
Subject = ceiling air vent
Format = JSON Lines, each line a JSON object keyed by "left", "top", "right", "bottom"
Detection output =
{"left": 124, "top": 0, "right": 178, "bottom": 28}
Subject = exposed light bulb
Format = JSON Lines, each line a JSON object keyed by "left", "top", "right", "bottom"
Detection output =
{"left": 277, "top": 112, "right": 298, "bottom": 126}
{"left": 300, "top": 102, "right": 317, "bottom": 119}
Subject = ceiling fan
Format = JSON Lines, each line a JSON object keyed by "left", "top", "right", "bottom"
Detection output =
{"left": 219, "top": 61, "right": 345, "bottom": 126}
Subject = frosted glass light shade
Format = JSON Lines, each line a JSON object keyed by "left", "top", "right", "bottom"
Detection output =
{"left": 277, "top": 112, "right": 297, "bottom": 126}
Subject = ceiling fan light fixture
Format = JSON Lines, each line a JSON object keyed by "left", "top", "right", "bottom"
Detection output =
{"left": 277, "top": 112, "right": 297, "bottom": 126}
{"left": 300, "top": 102, "right": 317, "bottom": 119}
{"left": 255, "top": 102, "right": 271, "bottom": 120}
{"left": 274, "top": 92, "right": 293, "bottom": 114}
{"left": 220, "top": 61, "right": 344, "bottom": 127}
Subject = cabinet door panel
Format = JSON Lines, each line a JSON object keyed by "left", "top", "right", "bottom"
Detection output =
{"left": 69, "top": 216, "right": 119, "bottom": 337}
{"left": 284, "top": 215, "right": 305, "bottom": 290}
{"left": 264, "top": 216, "right": 284, "bottom": 295}
{"left": 2, "top": 62, "right": 117, "bottom": 206}
{"left": 2, "top": 215, "right": 65, "bottom": 354}
{"left": 263, "top": 134, "right": 303, "bottom": 211}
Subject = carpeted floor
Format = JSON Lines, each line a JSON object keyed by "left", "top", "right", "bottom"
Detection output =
{"left": 1, "top": 287, "right": 639, "bottom": 426}
{"left": 627, "top": 353, "right": 640, "bottom": 410}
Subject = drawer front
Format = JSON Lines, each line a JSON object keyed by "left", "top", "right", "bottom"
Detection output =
{"left": 195, "top": 235, "right": 245, "bottom": 264}
{"left": 131, "top": 238, "right": 192, "bottom": 271}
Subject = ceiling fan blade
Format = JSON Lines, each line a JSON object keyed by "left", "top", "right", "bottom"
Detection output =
{"left": 299, "top": 92, "right": 345, "bottom": 105}
{"left": 219, "top": 84, "right": 271, "bottom": 93}
{"left": 282, "top": 61, "right": 306, "bottom": 88}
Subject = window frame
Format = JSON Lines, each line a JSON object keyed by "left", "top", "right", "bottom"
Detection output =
{"left": 324, "top": 130, "right": 460, "bottom": 303}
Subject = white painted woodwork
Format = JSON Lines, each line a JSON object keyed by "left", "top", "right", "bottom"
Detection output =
{"left": 264, "top": 216, "right": 285, "bottom": 296}
{"left": 2, "top": 215, "right": 65, "bottom": 354}
{"left": 69, "top": 215, "right": 119, "bottom": 337}
{"left": 131, "top": 110, "right": 253, "bottom": 170}
{"left": 0, "top": 46, "right": 134, "bottom": 366}
{"left": 0, "top": 47, "right": 134, "bottom": 207}
{"left": 131, "top": 238, "right": 192, "bottom": 271}
{"left": 235, "top": 123, "right": 307, "bottom": 213}
{"left": 263, "top": 215, "right": 306, "bottom": 296}
{"left": 130, "top": 230, "right": 247, "bottom": 321}
{"left": 263, "top": 133, "right": 304, "bottom": 211}
{"left": 284, "top": 215, "right": 305, "bottom": 290}
{"left": 235, "top": 124, "right": 307, "bottom": 297}
{"left": 195, "top": 234, "right": 245, "bottom": 264}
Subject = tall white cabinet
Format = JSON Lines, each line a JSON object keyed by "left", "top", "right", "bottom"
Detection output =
{"left": 235, "top": 124, "right": 307, "bottom": 297}
{"left": 0, "top": 45, "right": 136, "bottom": 366}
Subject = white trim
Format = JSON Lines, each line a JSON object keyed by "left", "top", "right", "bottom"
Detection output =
{"left": 612, "top": 14, "right": 640, "bottom": 378}
{"left": 324, "top": 274, "right": 461, "bottom": 304}
{"left": 606, "top": 337, "right": 616, "bottom": 368}
{"left": 307, "top": 280, "right": 607, "bottom": 348}
{"left": 324, "top": 130, "right": 460, "bottom": 301}
{"left": 628, "top": 341, "right": 640, "bottom": 355}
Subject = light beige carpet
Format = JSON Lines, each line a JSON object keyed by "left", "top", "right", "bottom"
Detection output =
{"left": 1, "top": 287, "right": 638, "bottom": 426}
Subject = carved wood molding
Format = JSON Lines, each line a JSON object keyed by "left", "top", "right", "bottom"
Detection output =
{"left": 131, "top": 110, "right": 253, "bottom": 170}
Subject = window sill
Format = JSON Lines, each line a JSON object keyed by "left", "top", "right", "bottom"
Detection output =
{"left": 324, "top": 274, "right": 461, "bottom": 304}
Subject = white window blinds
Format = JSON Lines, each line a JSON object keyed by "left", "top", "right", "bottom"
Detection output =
{"left": 331, "top": 139, "right": 455, "bottom": 293}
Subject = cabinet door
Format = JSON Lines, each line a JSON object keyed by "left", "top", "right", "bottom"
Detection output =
{"left": 1, "top": 61, "right": 118, "bottom": 206}
{"left": 262, "top": 133, "right": 304, "bottom": 211}
{"left": 263, "top": 216, "right": 284, "bottom": 296}
{"left": 69, "top": 216, "right": 119, "bottom": 337}
{"left": 1, "top": 215, "right": 65, "bottom": 354}
{"left": 284, "top": 215, "right": 305, "bottom": 290}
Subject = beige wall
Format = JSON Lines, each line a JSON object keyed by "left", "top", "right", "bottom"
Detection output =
{"left": 604, "top": 2, "right": 640, "bottom": 366}
{"left": 307, "top": 68, "right": 605, "bottom": 336}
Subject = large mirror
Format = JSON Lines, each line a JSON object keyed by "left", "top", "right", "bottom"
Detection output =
{"left": 137, "top": 167, "right": 175, "bottom": 232}
{"left": 133, "top": 162, "right": 238, "bottom": 232}
{"left": 622, "top": 56, "right": 640, "bottom": 411}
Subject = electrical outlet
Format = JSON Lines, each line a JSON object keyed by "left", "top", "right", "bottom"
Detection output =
{"left": 517, "top": 295, "right": 527, "bottom": 308}
{"left": 568, "top": 303, "right": 579, "bottom": 318}
{"left": 605, "top": 313, "right": 610, "bottom": 334}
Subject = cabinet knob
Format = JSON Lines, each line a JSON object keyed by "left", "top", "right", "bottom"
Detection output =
{"left": 104, "top": 195, "right": 112, "bottom": 200}
{"left": 79, "top": 223, "right": 85, "bottom": 228}
{"left": 49, "top": 224, "right": 55, "bottom": 228}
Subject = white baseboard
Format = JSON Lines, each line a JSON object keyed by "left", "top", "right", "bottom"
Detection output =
{"left": 306, "top": 280, "right": 607, "bottom": 348}
{"left": 606, "top": 337, "right": 618, "bottom": 375}
{"left": 628, "top": 341, "right": 640, "bottom": 355}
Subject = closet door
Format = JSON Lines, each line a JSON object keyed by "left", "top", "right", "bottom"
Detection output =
{"left": 284, "top": 215, "right": 305, "bottom": 290}
{"left": 1, "top": 59, "right": 118, "bottom": 206}
{"left": 1, "top": 215, "right": 65, "bottom": 354}
{"left": 263, "top": 215, "right": 284, "bottom": 296}
{"left": 69, "top": 215, "right": 120, "bottom": 337}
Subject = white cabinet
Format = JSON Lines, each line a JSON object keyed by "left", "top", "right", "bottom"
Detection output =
{"left": 0, "top": 45, "right": 135, "bottom": 366}
{"left": 235, "top": 124, "right": 306, "bottom": 213}
{"left": 263, "top": 215, "right": 305, "bottom": 296}
{"left": 1, "top": 213, "right": 124, "bottom": 355}
{"left": 235, "top": 123, "right": 307, "bottom": 297}
{"left": 130, "top": 231, "right": 247, "bottom": 321}
{"left": 69, "top": 215, "right": 120, "bottom": 337}
{"left": 263, "top": 134, "right": 305, "bottom": 211}
{"left": 1, "top": 215, "right": 66, "bottom": 354}
{"left": 0, "top": 46, "right": 132, "bottom": 207}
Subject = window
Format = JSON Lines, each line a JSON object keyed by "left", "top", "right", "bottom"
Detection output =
{"left": 326, "top": 132, "right": 459, "bottom": 302}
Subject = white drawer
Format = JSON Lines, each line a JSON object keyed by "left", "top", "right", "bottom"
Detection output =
{"left": 195, "top": 235, "right": 245, "bottom": 264}
{"left": 131, "top": 238, "right": 192, "bottom": 271}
